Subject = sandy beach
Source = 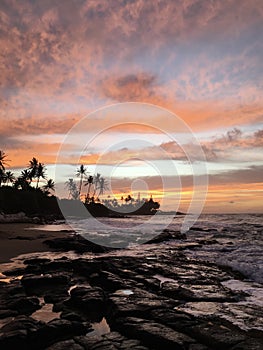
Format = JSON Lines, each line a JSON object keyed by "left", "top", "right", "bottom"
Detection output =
{"left": 0, "top": 223, "right": 69, "bottom": 263}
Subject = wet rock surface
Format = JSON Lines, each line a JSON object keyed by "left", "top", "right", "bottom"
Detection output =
{"left": 0, "top": 239, "right": 262, "bottom": 349}
{"left": 44, "top": 235, "right": 113, "bottom": 254}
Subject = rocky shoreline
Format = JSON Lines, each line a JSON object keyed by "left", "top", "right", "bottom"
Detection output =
{"left": 0, "top": 232, "right": 262, "bottom": 349}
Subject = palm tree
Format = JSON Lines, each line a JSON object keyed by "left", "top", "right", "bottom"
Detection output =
{"left": 35, "top": 162, "right": 46, "bottom": 188}
{"left": 43, "top": 179, "right": 55, "bottom": 195}
{"left": 98, "top": 176, "right": 108, "bottom": 197}
{"left": 5, "top": 171, "right": 15, "bottom": 185}
{"left": 14, "top": 177, "right": 30, "bottom": 190}
{"left": 76, "top": 164, "right": 87, "bottom": 195}
{"left": 65, "top": 178, "right": 79, "bottom": 199}
{"left": 28, "top": 157, "right": 39, "bottom": 179}
{"left": 0, "top": 150, "right": 9, "bottom": 171}
{"left": 20, "top": 169, "right": 32, "bottom": 185}
{"left": 84, "top": 175, "right": 93, "bottom": 200}
{"left": 0, "top": 168, "right": 6, "bottom": 187}
{"left": 92, "top": 173, "right": 101, "bottom": 197}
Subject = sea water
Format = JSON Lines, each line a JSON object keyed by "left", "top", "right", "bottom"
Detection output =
{"left": 38, "top": 213, "right": 263, "bottom": 283}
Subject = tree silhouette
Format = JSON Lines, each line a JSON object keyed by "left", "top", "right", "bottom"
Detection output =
{"left": 98, "top": 176, "right": 108, "bottom": 196}
{"left": 35, "top": 162, "right": 46, "bottom": 188}
{"left": 28, "top": 157, "right": 39, "bottom": 180}
{"left": 0, "top": 168, "right": 6, "bottom": 187}
{"left": 84, "top": 175, "right": 93, "bottom": 202}
{"left": 65, "top": 178, "right": 79, "bottom": 200}
{"left": 43, "top": 179, "right": 55, "bottom": 195}
{"left": 76, "top": 164, "right": 87, "bottom": 195}
{"left": 20, "top": 169, "right": 32, "bottom": 184}
{"left": 0, "top": 150, "right": 9, "bottom": 171}
{"left": 14, "top": 176, "right": 30, "bottom": 190}
{"left": 5, "top": 171, "right": 15, "bottom": 185}
{"left": 92, "top": 173, "right": 101, "bottom": 197}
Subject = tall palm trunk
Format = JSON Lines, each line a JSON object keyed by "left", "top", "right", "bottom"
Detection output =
{"left": 87, "top": 183, "right": 92, "bottom": 197}
{"left": 79, "top": 174, "right": 83, "bottom": 194}
{"left": 36, "top": 176, "right": 40, "bottom": 188}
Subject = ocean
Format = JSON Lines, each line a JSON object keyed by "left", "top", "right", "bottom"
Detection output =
{"left": 63, "top": 213, "right": 263, "bottom": 282}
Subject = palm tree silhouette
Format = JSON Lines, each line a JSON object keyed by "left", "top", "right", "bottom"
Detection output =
{"left": 43, "top": 179, "right": 55, "bottom": 195}
{"left": 36, "top": 163, "right": 46, "bottom": 188}
{"left": 76, "top": 164, "right": 87, "bottom": 195}
{"left": 65, "top": 178, "right": 79, "bottom": 199}
{"left": 0, "top": 168, "right": 6, "bottom": 187}
{"left": 28, "top": 157, "right": 39, "bottom": 179}
{"left": 14, "top": 176, "right": 30, "bottom": 190}
{"left": 20, "top": 169, "right": 32, "bottom": 184}
{"left": 98, "top": 176, "right": 108, "bottom": 197}
{"left": 92, "top": 173, "right": 101, "bottom": 197}
{"left": 5, "top": 171, "right": 15, "bottom": 185}
{"left": 84, "top": 175, "right": 93, "bottom": 201}
{"left": 0, "top": 150, "right": 9, "bottom": 171}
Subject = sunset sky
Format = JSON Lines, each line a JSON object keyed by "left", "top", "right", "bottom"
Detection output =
{"left": 1, "top": 0, "right": 262, "bottom": 213}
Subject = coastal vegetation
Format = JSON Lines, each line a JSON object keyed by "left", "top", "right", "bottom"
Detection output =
{"left": 0, "top": 150, "right": 160, "bottom": 217}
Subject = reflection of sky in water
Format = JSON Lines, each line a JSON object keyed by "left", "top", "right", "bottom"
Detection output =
{"left": 90, "top": 317, "right": 111, "bottom": 337}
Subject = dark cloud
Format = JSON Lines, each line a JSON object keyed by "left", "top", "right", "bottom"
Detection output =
{"left": 254, "top": 129, "right": 263, "bottom": 139}
{"left": 102, "top": 164, "right": 263, "bottom": 193}
{"left": 101, "top": 73, "right": 160, "bottom": 101}
{"left": 200, "top": 127, "right": 263, "bottom": 161}
{"left": 209, "top": 165, "right": 263, "bottom": 185}
{"left": 0, "top": 116, "right": 79, "bottom": 137}
{"left": 226, "top": 128, "right": 242, "bottom": 142}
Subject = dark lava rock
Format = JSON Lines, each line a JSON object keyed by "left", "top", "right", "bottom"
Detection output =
{"left": 231, "top": 339, "right": 263, "bottom": 350}
{"left": 36, "top": 318, "right": 88, "bottom": 346}
{"left": 7, "top": 296, "right": 40, "bottom": 315}
{"left": 146, "top": 229, "right": 186, "bottom": 244}
{"left": 76, "top": 331, "right": 149, "bottom": 349}
{"left": 148, "top": 308, "right": 198, "bottom": 331}
{"left": 0, "top": 309, "right": 18, "bottom": 318}
{"left": 45, "top": 339, "right": 84, "bottom": 350}
{"left": 0, "top": 315, "right": 88, "bottom": 350}
{"left": 0, "top": 237, "right": 262, "bottom": 349}
{"left": 188, "top": 321, "right": 247, "bottom": 349}
{"left": 189, "top": 227, "right": 210, "bottom": 232}
{"left": 89, "top": 270, "right": 125, "bottom": 292}
{"left": 0, "top": 280, "right": 41, "bottom": 318}
{"left": 113, "top": 316, "right": 195, "bottom": 350}
{"left": 0, "top": 315, "right": 43, "bottom": 349}
{"left": 60, "top": 310, "right": 85, "bottom": 322}
{"left": 44, "top": 235, "right": 112, "bottom": 253}
{"left": 22, "top": 273, "right": 70, "bottom": 292}
{"left": 109, "top": 288, "right": 175, "bottom": 318}
{"left": 24, "top": 258, "right": 51, "bottom": 265}
{"left": 2, "top": 267, "right": 26, "bottom": 276}
{"left": 8, "top": 235, "right": 34, "bottom": 240}
{"left": 197, "top": 239, "right": 219, "bottom": 245}
{"left": 66, "top": 286, "right": 106, "bottom": 312}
